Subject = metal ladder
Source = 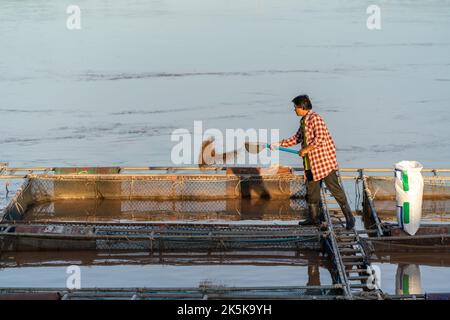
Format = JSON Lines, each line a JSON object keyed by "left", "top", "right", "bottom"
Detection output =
{"left": 320, "top": 186, "right": 383, "bottom": 299}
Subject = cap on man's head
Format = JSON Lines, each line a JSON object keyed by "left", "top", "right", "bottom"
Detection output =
{"left": 292, "top": 95, "right": 312, "bottom": 110}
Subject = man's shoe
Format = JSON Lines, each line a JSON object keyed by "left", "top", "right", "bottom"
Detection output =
{"left": 298, "top": 218, "right": 315, "bottom": 226}
{"left": 341, "top": 204, "right": 355, "bottom": 230}
{"left": 345, "top": 215, "right": 355, "bottom": 230}
{"left": 299, "top": 204, "right": 320, "bottom": 226}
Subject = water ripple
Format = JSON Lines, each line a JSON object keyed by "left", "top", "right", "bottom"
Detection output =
{"left": 82, "top": 69, "right": 320, "bottom": 81}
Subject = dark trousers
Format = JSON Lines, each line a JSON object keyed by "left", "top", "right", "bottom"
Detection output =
{"left": 305, "top": 170, "right": 349, "bottom": 209}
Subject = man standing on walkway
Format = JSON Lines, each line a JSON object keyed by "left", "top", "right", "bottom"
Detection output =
{"left": 271, "top": 95, "right": 355, "bottom": 230}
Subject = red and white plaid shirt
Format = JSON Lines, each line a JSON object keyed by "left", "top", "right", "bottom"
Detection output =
{"left": 281, "top": 111, "right": 338, "bottom": 181}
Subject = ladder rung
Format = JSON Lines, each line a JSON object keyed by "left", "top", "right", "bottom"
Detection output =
{"left": 338, "top": 242, "right": 359, "bottom": 246}
{"left": 339, "top": 249, "right": 359, "bottom": 253}
{"left": 335, "top": 230, "right": 356, "bottom": 235}
{"left": 348, "top": 276, "right": 370, "bottom": 281}
{"left": 334, "top": 229, "right": 352, "bottom": 233}
{"left": 336, "top": 236, "right": 357, "bottom": 240}
{"left": 346, "top": 268, "right": 369, "bottom": 273}
{"left": 334, "top": 231, "right": 357, "bottom": 237}
{"left": 342, "top": 256, "right": 364, "bottom": 260}
{"left": 344, "top": 261, "right": 365, "bottom": 266}
{"left": 335, "top": 229, "right": 355, "bottom": 233}
{"left": 338, "top": 240, "right": 358, "bottom": 245}
{"left": 350, "top": 284, "right": 369, "bottom": 289}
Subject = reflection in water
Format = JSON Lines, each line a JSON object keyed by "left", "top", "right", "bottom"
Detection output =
{"left": 307, "top": 264, "right": 321, "bottom": 287}
{"left": 0, "top": 250, "right": 333, "bottom": 288}
{"left": 396, "top": 264, "right": 422, "bottom": 295}
{"left": 371, "top": 253, "right": 450, "bottom": 295}
{"left": 23, "top": 198, "right": 307, "bottom": 222}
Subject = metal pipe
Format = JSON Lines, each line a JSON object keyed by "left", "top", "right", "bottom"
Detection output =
{"left": 1, "top": 165, "right": 450, "bottom": 173}
{"left": 364, "top": 234, "right": 450, "bottom": 241}
{"left": 0, "top": 284, "right": 342, "bottom": 292}
{"left": 1, "top": 232, "right": 320, "bottom": 240}
{"left": 361, "top": 171, "right": 384, "bottom": 237}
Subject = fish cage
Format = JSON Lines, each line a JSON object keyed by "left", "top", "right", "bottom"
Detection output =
{"left": 2, "top": 168, "right": 307, "bottom": 222}
{"left": 0, "top": 167, "right": 319, "bottom": 251}
{"left": 361, "top": 171, "right": 450, "bottom": 251}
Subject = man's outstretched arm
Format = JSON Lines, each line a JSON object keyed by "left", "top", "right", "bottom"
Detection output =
{"left": 271, "top": 127, "right": 302, "bottom": 149}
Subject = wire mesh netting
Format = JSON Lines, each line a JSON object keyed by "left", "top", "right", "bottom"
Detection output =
{"left": 365, "top": 176, "right": 450, "bottom": 201}
{"left": 2, "top": 173, "right": 307, "bottom": 222}
{"left": 364, "top": 175, "right": 450, "bottom": 221}
{"left": 26, "top": 174, "right": 306, "bottom": 200}
{"left": 361, "top": 175, "right": 450, "bottom": 252}
{"left": 0, "top": 222, "right": 322, "bottom": 251}
{"left": 0, "top": 173, "right": 314, "bottom": 251}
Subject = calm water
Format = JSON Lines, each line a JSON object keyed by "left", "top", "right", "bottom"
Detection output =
{"left": 0, "top": 251, "right": 334, "bottom": 289}
{"left": 1, "top": 0, "right": 449, "bottom": 168}
{"left": 1, "top": 0, "right": 450, "bottom": 295}
{"left": 1, "top": 251, "right": 449, "bottom": 294}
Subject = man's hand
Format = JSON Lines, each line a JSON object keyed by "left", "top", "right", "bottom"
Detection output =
{"left": 270, "top": 142, "right": 281, "bottom": 150}
{"left": 300, "top": 146, "right": 314, "bottom": 157}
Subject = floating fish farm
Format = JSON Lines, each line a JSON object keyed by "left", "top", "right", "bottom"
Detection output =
{"left": 0, "top": 164, "right": 449, "bottom": 300}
